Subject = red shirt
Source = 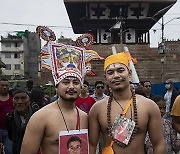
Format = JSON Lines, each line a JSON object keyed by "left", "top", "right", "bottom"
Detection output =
{"left": 75, "top": 96, "right": 95, "bottom": 113}
{"left": 0, "top": 95, "right": 14, "bottom": 129}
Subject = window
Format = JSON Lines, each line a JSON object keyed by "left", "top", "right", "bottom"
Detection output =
{"left": 6, "top": 64, "right": 11, "bottom": 70}
{"left": 4, "top": 43, "right": 11, "bottom": 47}
{"left": 15, "top": 43, "right": 20, "bottom": 47}
{"left": 5, "top": 53, "right": 11, "bottom": 58}
{"left": 15, "top": 64, "right": 20, "bottom": 70}
{"left": 14, "top": 53, "right": 20, "bottom": 58}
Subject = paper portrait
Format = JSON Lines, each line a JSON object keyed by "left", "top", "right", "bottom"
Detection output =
{"left": 111, "top": 115, "right": 135, "bottom": 145}
{"left": 59, "top": 129, "right": 89, "bottom": 154}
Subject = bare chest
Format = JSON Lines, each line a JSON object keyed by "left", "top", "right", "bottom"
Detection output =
{"left": 43, "top": 111, "right": 86, "bottom": 145}
{"left": 99, "top": 101, "right": 148, "bottom": 137}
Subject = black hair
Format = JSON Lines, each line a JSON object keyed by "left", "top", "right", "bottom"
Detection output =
{"left": 30, "top": 87, "right": 44, "bottom": 103}
{"left": 26, "top": 79, "right": 33, "bottom": 91}
{"left": 94, "top": 81, "right": 104, "bottom": 88}
{"left": 83, "top": 80, "right": 89, "bottom": 87}
{"left": 151, "top": 95, "right": 165, "bottom": 104}
{"left": 0, "top": 78, "right": 8, "bottom": 82}
{"left": 164, "top": 79, "right": 173, "bottom": 84}
{"left": 141, "top": 80, "right": 151, "bottom": 86}
{"left": 67, "top": 136, "right": 82, "bottom": 149}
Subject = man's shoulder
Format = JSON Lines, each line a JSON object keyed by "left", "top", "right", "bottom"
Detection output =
{"left": 136, "top": 94, "right": 154, "bottom": 103}
{"left": 89, "top": 97, "right": 109, "bottom": 112}
{"left": 136, "top": 94, "right": 157, "bottom": 111}
{"left": 30, "top": 103, "right": 57, "bottom": 119}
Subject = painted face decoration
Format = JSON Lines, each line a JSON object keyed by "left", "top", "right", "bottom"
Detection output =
{"left": 49, "top": 43, "right": 85, "bottom": 86}
{"left": 57, "top": 47, "right": 82, "bottom": 71}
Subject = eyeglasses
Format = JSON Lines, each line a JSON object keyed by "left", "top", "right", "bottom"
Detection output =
{"left": 144, "top": 85, "right": 151, "bottom": 88}
{"left": 96, "top": 86, "right": 104, "bottom": 89}
{"left": 68, "top": 145, "right": 81, "bottom": 152}
{"left": 83, "top": 84, "right": 88, "bottom": 88}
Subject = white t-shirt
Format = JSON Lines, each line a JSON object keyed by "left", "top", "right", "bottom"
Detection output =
{"left": 164, "top": 91, "right": 172, "bottom": 112}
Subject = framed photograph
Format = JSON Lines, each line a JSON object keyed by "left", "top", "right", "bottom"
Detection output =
{"left": 59, "top": 129, "right": 89, "bottom": 154}
{"left": 111, "top": 115, "right": 135, "bottom": 145}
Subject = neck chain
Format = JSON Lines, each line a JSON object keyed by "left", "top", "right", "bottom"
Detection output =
{"left": 56, "top": 101, "right": 80, "bottom": 132}
{"left": 57, "top": 101, "right": 69, "bottom": 132}
{"left": 113, "top": 98, "right": 133, "bottom": 120}
{"left": 107, "top": 91, "right": 138, "bottom": 147}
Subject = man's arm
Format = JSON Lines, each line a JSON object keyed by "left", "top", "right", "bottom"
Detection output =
{"left": 20, "top": 111, "right": 45, "bottom": 154}
{"left": 147, "top": 101, "right": 166, "bottom": 154}
{"left": 172, "top": 116, "right": 180, "bottom": 133}
{"left": 88, "top": 103, "right": 101, "bottom": 154}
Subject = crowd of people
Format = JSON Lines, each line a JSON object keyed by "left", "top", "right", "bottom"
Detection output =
{"left": 0, "top": 52, "right": 180, "bottom": 154}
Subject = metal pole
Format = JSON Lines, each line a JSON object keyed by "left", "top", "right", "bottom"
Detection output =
{"left": 120, "top": 23, "right": 123, "bottom": 51}
{"left": 162, "top": 16, "right": 164, "bottom": 43}
{"left": 119, "top": 8, "right": 123, "bottom": 52}
{"left": 161, "top": 16, "right": 165, "bottom": 82}
{"left": 161, "top": 59, "right": 164, "bottom": 82}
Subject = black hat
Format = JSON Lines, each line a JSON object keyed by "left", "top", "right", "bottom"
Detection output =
{"left": 12, "top": 87, "right": 28, "bottom": 96}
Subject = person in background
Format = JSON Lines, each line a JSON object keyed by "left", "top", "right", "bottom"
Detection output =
{"left": 0, "top": 135, "right": 4, "bottom": 154}
{"left": 91, "top": 81, "right": 108, "bottom": 153}
{"left": 171, "top": 95, "right": 180, "bottom": 133}
{"left": 30, "top": 87, "right": 49, "bottom": 112}
{"left": 145, "top": 95, "right": 180, "bottom": 154}
{"left": 26, "top": 80, "right": 33, "bottom": 95}
{"left": 142, "top": 80, "right": 153, "bottom": 99}
{"left": 49, "top": 87, "right": 58, "bottom": 103}
{"left": 164, "top": 79, "right": 179, "bottom": 120}
{"left": 75, "top": 80, "right": 95, "bottom": 114}
{"left": 91, "top": 81, "right": 107, "bottom": 102}
{"left": 0, "top": 78, "right": 14, "bottom": 154}
{"left": 6, "top": 87, "right": 35, "bottom": 154}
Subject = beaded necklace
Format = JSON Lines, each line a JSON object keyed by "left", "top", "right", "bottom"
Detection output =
{"left": 107, "top": 91, "right": 138, "bottom": 147}
{"left": 56, "top": 101, "right": 80, "bottom": 132}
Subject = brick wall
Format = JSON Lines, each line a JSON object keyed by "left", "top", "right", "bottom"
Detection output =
{"left": 36, "top": 42, "right": 180, "bottom": 86}
{"left": 86, "top": 43, "right": 180, "bottom": 84}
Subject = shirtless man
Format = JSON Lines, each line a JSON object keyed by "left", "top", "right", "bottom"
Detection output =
{"left": 89, "top": 52, "right": 166, "bottom": 154}
{"left": 20, "top": 76, "right": 88, "bottom": 154}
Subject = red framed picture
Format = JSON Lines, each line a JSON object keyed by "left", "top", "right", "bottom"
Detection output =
{"left": 59, "top": 129, "right": 88, "bottom": 154}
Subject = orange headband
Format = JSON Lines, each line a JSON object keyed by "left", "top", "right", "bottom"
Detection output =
{"left": 104, "top": 52, "right": 129, "bottom": 71}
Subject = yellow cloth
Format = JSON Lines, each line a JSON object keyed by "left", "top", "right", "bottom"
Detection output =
{"left": 104, "top": 52, "right": 129, "bottom": 71}
{"left": 102, "top": 141, "right": 114, "bottom": 154}
{"left": 124, "top": 52, "right": 137, "bottom": 64}
{"left": 171, "top": 95, "right": 180, "bottom": 116}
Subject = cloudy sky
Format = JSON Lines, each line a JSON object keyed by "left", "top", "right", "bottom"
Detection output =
{"left": 1, "top": 0, "right": 180, "bottom": 47}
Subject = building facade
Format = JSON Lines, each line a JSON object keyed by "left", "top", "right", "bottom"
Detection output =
{"left": 64, "top": 0, "right": 176, "bottom": 45}
{"left": 0, "top": 31, "right": 41, "bottom": 80}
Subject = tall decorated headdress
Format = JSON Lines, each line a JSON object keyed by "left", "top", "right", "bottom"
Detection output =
{"left": 36, "top": 26, "right": 103, "bottom": 85}
{"left": 75, "top": 33, "right": 104, "bottom": 76}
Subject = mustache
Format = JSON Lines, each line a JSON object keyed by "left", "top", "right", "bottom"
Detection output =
{"left": 65, "top": 90, "right": 77, "bottom": 94}
{"left": 111, "top": 78, "right": 126, "bottom": 83}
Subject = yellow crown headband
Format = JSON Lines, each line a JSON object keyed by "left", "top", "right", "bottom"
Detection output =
{"left": 104, "top": 52, "right": 129, "bottom": 71}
